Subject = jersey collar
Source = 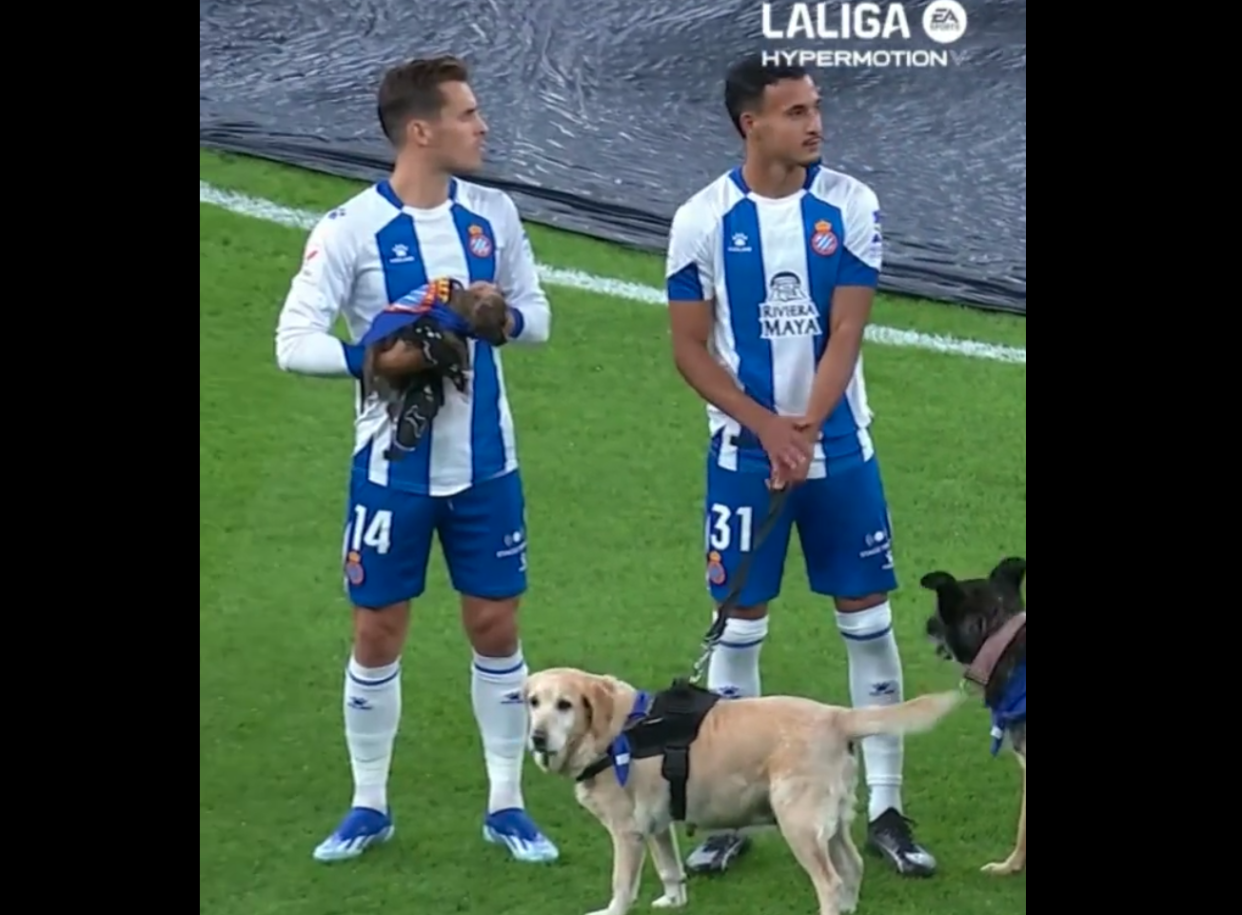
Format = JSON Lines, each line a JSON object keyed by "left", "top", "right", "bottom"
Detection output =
{"left": 728, "top": 162, "right": 820, "bottom": 196}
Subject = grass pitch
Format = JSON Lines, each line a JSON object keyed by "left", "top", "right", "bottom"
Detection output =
{"left": 199, "top": 149, "right": 1026, "bottom": 915}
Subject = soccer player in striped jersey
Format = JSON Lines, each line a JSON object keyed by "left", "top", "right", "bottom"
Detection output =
{"left": 664, "top": 55, "right": 936, "bottom": 878}
{"left": 274, "top": 56, "right": 557, "bottom": 865}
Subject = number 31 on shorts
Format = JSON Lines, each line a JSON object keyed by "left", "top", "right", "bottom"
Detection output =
{"left": 707, "top": 504, "right": 752, "bottom": 552}
{"left": 350, "top": 505, "right": 392, "bottom": 555}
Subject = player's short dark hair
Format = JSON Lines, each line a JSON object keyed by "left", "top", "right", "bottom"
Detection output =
{"left": 724, "top": 54, "right": 810, "bottom": 138}
{"left": 377, "top": 55, "right": 470, "bottom": 145}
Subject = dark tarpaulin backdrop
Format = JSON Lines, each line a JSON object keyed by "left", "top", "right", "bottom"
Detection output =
{"left": 199, "top": 0, "right": 1026, "bottom": 315}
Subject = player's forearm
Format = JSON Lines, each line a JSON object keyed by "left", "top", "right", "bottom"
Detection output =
{"left": 275, "top": 330, "right": 365, "bottom": 379}
{"left": 673, "top": 340, "right": 772, "bottom": 434}
{"left": 805, "top": 325, "right": 865, "bottom": 425}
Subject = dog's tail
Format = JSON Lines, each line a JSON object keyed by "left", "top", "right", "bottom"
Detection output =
{"left": 837, "top": 690, "right": 964, "bottom": 741}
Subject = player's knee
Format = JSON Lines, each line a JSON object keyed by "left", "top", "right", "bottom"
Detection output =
{"left": 352, "top": 603, "right": 409, "bottom": 666}
{"left": 461, "top": 595, "right": 520, "bottom": 655}
{"left": 835, "top": 594, "right": 887, "bottom": 614}
{"left": 726, "top": 603, "right": 769, "bottom": 620}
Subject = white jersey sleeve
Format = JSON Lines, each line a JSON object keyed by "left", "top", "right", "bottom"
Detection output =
{"left": 493, "top": 195, "right": 551, "bottom": 344}
{"left": 665, "top": 201, "right": 717, "bottom": 302}
{"left": 274, "top": 211, "right": 364, "bottom": 377}
{"left": 840, "top": 181, "right": 883, "bottom": 280}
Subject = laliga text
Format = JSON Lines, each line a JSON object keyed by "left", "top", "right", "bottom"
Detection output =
{"left": 761, "top": 48, "right": 965, "bottom": 68}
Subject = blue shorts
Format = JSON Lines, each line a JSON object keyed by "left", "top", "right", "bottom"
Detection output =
{"left": 703, "top": 450, "right": 897, "bottom": 606}
{"left": 342, "top": 469, "right": 527, "bottom": 608}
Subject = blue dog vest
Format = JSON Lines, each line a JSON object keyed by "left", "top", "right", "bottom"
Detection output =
{"left": 604, "top": 691, "right": 652, "bottom": 786}
{"left": 985, "top": 659, "right": 1026, "bottom": 756}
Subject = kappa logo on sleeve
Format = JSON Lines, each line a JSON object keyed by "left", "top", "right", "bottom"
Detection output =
{"left": 868, "top": 209, "right": 884, "bottom": 258}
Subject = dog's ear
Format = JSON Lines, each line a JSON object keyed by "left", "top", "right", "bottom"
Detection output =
{"left": 919, "top": 571, "right": 960, "bottom": 593}
{"left": 989, "top": 556, "right": 1026, "bottom": 595}
{"left": 581, "top": 676, "right": 618, "bottom": 746}
{"left": 920, "top": 571, "right": 966, "bottom": 621}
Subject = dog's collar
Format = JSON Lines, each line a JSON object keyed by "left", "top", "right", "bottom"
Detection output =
{"left": 963, "top": 612, "right": 1026, "bottom": 688}
{"left": 576, "top": 691, "right": 652, "bottom": 786}
{"left": 984, "top": 659, "right": 1026, "bottom": 755}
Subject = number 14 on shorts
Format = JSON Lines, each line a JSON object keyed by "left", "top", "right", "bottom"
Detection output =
{"left": 350, "top": 505, "right": 392, "bottom": 555}
{"left": 707, "top": 504, "right": 753, "bottom": 552}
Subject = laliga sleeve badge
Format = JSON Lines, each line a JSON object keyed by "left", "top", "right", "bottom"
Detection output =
{"left": 467, "top": 224, "right": 493, "bottom": 258}
{"left": 706, "top": 551, "right": 726, "bottom": 585}
{"left": 300, "top": 247, "right": 320, "bottom": 278}
{"left": 810, "top": 220, "right": 838, "bottom": 256}
{"left": 345, "top": 550, "right": 365, "bottom": 585}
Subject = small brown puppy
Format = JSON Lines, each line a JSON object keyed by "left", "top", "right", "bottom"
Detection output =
{"left": 359, "top": 278, "right": 510, "bottom": 458}
{"left": 524, "top": 667, "right": 963, "bottom": 915}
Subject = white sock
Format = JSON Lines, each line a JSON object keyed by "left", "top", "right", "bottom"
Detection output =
{"left": 707, "top": 615, "right": 768, "bottom": 699}
{"left": 344, "top": 655, "right": 402, "bottom": 813}
{"left": 472, "top": 648, "right": 529, "bottom": 814}
{"left": 837, "top": 602, "right": 905, "bottom": 820}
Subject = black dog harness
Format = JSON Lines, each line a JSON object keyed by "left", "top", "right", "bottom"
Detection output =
{"left": 576, "top": 678, "right": 721, "bottom": 823}
{"left": 571, "top": 478, "right": 789, "bottom": 823}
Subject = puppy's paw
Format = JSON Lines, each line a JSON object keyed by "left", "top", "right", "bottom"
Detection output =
{"left": 651, "top": 887, "right": 687, "bottom": 908}
{"left": 981, "top": 858, "right": 1023, "bottom": 875}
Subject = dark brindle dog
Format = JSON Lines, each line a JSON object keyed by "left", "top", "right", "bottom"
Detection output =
{"left": 920, "top": 557, "right": 1026, "bottom": 876}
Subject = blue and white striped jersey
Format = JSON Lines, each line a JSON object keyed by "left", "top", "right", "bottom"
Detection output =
{"left": 275, "top": 179, "right": 550, "bottom": 497}
{"left": 665, "top": 164, "right": 882, "bottom": 475}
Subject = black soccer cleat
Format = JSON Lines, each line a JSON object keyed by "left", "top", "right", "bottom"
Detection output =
{"left": 685, "top": 831, "right": 751, "bottom": 874}
{"left": 866, "top": 808, "right": 937, "bottom": 877}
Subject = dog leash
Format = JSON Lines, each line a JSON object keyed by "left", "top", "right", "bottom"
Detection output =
{"left": 688, "top": 483, "right": 793, "bottom": 685}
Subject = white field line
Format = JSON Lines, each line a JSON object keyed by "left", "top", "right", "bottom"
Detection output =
{"left": 199, "top": 181, "right": 1026, "bottom": 365}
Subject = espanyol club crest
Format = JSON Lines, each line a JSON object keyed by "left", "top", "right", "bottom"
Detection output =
{"left": 344, "top": 550, "right": 365, "bottom": 585}
{"left": 467, "top": 224, "right": 492, "bottom": 258}
{"left": 810, "top": 219, "right": 837, "bottom": 256}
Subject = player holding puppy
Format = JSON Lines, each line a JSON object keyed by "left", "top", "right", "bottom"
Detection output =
{"left": 273, "top": 55, "right": 558, "bottom": 864}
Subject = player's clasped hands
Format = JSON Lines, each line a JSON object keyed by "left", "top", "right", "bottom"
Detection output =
{"left": 759, "top": 414, "right": 818, "bottom": 491}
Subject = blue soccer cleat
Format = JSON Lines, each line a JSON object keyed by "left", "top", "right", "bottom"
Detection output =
{"left": 482, "top": 808, "right": 559, "bottom": 863}
{"left": 312, "top": 806, "right": 395, "bottom": 862}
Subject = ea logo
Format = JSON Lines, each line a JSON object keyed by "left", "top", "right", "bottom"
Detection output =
{"left": 922, "top": 0, "right": 967, "bottom": 44}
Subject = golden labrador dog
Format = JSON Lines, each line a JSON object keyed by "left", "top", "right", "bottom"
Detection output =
{"left": 524, "top": 667, "right": 962, "bottom": 915}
